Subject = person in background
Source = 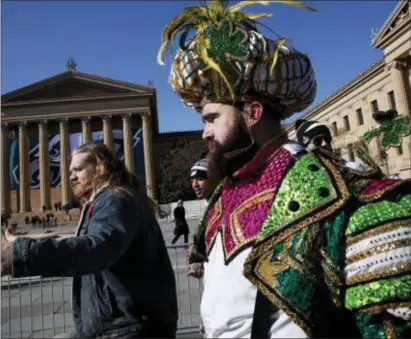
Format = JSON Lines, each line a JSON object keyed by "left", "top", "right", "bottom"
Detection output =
{"left": 189, "top": 157, "right": 210, "bottom": 337}
{"left": 172, "top": 200, "right": 189, "bottom": 245}
{"left": 295, "top": 119, "right": 366, "bottom": 171}
{"left": 190, "top": 157, "right": 210, "bottom": 200}
{"left": 1, "top": 142, "right": 178, "bottom": 339}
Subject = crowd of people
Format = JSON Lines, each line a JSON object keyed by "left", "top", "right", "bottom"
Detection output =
{"left": 1, "top": 1, "right": 410, "bottom": 338}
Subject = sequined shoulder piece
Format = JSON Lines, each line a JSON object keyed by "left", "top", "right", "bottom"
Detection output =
{"left": 256, "top": 152, "right": 349, "bottom": 241}
{"left": 243, "top": 152, "right": 351, "bottom": 336}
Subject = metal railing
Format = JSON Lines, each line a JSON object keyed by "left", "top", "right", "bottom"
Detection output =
{"left": 1, "top": 245, "right": 203, "bottom": 338}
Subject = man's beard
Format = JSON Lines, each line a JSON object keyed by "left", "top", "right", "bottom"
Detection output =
{"left": 72, "top": 183, "right": 93, "bottom": 203}
{"left": 206, "top": 117, "right": 255, "bottom": 190}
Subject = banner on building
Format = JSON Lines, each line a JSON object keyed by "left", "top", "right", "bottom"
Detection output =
{"left": 9, "top": 129, "right": 145, "bottom": 190}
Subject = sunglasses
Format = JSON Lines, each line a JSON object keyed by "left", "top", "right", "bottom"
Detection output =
{"left": 312, "top": 134, "right": 332, "bottom": 147}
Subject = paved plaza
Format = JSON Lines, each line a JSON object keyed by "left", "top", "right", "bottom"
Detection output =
{"left": 1, "top": 217, "right": 203, "bottom": 338}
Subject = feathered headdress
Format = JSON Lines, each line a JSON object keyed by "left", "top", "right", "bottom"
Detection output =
{"left": 158, "top": 0, "right": 318, "bottom": 119}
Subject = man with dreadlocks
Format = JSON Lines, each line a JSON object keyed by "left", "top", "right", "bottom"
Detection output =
{"left": 158, "top": 1, "right": 411, "bottom": 338}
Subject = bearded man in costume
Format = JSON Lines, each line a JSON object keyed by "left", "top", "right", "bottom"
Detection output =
{"left": 158, "top": 1, "right": 411, "bottom": 338}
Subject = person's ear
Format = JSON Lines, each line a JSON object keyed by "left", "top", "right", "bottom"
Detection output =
{"left": 243, "top": 101, "right": 264, "bottom": 128}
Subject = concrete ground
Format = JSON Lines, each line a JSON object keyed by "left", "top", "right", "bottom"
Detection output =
{"left": 1, "top": 217, "right": 203, "bottom": 338}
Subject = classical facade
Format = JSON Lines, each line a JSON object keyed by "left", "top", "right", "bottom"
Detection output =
{"left": 1, "top": 70, "right": 159, "bottom": 214}
{"left": 286, "top": 0, "right": 411, "bottom": 179}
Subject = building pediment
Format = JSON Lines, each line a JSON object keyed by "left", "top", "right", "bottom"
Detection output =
{"left": 2, "top": 70, "right": 155, "bottom": 103}
{"left": 372, "top": 0, "right": 410, "bottom": 50}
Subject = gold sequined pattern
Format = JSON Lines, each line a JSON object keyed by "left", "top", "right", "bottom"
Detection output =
{"left": 346, "top": 262, "right": 411, "bottom": 286}
{"left": 205, "top": 198, "right": 222, "bottom": 254}
{"left": 245, "top": 272, "right": 313, "bottom": 337}
{"left": 303, "top": 223, "right": 321, "bottom": 258}
{"left": 295, "top": 226, "right": 308, "bottom": 258}
{"left": 320, "top": 249, "right": 339, "bottom": 271}
{"left": 255, "top": 252, "right": 290, "bottom": 288}
{"left": 346, "top": 238, "right": 411, "bottom": 265}
{"left": 321, "top": 261, "right": 342, "bottom": 286}
{"left": 280, "top": 237, "right": 318, "bottom": 284}
{"left": 346, "top": 219, "right": 411, "bottom": 247}
{"left": 362, "top": 301, "right": 411, "bottom": 314}
{"left": 383, "top": 316, "right": 396, "bottom": 339}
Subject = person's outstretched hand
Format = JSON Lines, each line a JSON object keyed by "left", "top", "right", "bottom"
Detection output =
{"left": 1, "top": 228, "right": 16, "bottom": 276}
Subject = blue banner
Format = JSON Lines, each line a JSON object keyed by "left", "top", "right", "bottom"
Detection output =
{"left": 9, "top": 129, "right": 145, "bottom": 191}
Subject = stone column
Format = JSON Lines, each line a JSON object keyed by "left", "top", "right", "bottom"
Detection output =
{"left": 59, "top": 119, "right": 72, "bottom": 205}
{"left": 1, "top": 124, "right": 11, "bottom": 214}
{"left": 377, "top": 88, "right": 390, "bottom": 110}
{"left": 386, "top": 60, "right": 411, "bottom": 117}
{"left": 386, "top": 60, "right": 411, "bottom": 164}
{"left": 362, "top": 99, "right": 382, "bottom": 165}
{"left": 18, "top": 122, "right": 31, "bottom": 212}
{"left": 122, "top": 114, "right": 135, "bottom": 174}
{"left": 103, "top": 116, "right": 113, "bottom": 149}
{"left": 141, "top": 112, "right": 156, "bottom": 199}
{"left": 38, "top": 121, "right": 51, "bottom": 210}
{"left": 81, "top": 117, "right": 92, "bottom": 144}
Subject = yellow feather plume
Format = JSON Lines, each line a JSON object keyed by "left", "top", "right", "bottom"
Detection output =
{"left": 157, "top": 0, "right": 317, "bottom": 66}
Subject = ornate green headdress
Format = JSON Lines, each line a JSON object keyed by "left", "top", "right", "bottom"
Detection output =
{"left": 158, "top": 0, "right": 318, "bottom": 119}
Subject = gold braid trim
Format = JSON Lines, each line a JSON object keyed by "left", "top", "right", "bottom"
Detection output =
{"left": 383, "top": 314, "right": 397, "bottom": 339}
{"left": 346, "top": 219, "right": 411, "bottom": 247}
{"left": 245, "top": 273, "right": 313, "bottom": 337}
{"left": 321, "top": 261, "right": 343, "bottom": 286}
{"left": 346, "top": 262, "right": 411, "bottom": 286}
{"left": 361, "top": 301, "right": 411, "bottom": 314}
{"left": 320, "top": 249, "right": 340, "bottom": 271}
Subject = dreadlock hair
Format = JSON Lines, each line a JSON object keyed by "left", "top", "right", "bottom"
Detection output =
{"left": 72, "top": 142, "right": 156, "bottom": 210}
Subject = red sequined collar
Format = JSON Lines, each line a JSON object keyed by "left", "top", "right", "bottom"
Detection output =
{"left": 233, "top": 133, "right": 288, "bottom": 179}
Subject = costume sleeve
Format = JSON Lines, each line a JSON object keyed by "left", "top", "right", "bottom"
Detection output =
{"left": 344, "top": 192, "right": 411, "bottom": 337}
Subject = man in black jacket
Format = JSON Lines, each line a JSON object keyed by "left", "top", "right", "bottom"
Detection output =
{"left": 171, "top": 200, "right": 189, "bottom": 245}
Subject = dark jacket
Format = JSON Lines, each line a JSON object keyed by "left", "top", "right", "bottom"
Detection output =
{"left": 173, "top": 205, "right": 189, "bottom": 235}
{"left": 11, "top": 188, "right": 178, "bottom": 338}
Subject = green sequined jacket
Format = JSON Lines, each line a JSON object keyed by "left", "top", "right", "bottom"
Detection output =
{"left": 192, "top": 147, "right": 411, "bottom": 338}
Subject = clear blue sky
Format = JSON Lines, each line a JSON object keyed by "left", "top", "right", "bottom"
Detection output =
{"left": 1, "top": 1, "right": 397, "bottom": 132}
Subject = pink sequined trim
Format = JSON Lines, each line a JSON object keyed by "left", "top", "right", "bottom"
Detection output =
{"left": 205, "top": 147, "right": 293, "bottom": 262}
{"left": 361, "top": 178, "right": 399, "bottom": 195}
